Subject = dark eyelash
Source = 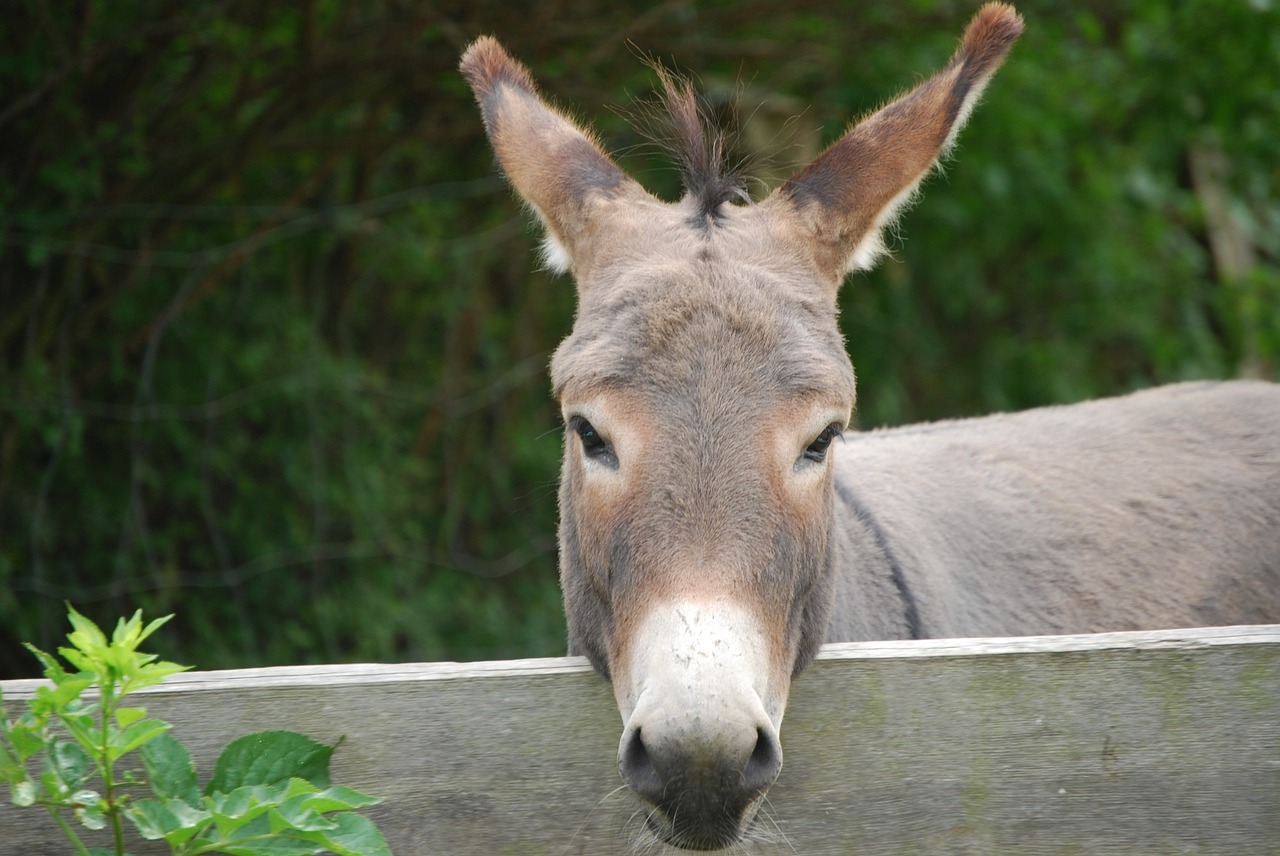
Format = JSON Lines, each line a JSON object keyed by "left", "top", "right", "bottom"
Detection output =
{"left": 567, "top": 416, "right": 617, "bottom": 467}
{"left": 802, "top": 423, "right": 842, "bottom": 463}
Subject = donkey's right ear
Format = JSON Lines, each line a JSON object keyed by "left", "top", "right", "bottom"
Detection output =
{"left": 460, "top": 37, "right": 649, "bottom": 275}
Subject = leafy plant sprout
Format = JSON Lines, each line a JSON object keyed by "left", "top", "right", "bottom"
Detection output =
{"left": 0, "top": 605, "right": 391, "bottom": 856}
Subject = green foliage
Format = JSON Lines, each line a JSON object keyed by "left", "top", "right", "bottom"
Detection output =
{"left": 2, "top": 1, "right": 1277, "bottom": 676}
{"left": 0, "top": 606, "right": 389, "bottom": 856}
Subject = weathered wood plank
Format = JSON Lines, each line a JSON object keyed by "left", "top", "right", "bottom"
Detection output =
{"left": 3, "top": 626, "right": 1278, "bottom": 855}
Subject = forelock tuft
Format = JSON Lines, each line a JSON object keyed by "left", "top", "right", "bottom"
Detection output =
{"left": 634, "top": 61, "right": 753, "bottom": 221}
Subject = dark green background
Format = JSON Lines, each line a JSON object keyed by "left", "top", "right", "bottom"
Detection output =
{"left": 3, "top": 1, "right": 1277, "bottom": 677}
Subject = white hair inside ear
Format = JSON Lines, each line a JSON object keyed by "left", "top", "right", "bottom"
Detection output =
{"left": 844, "top": 179, "right": 924, "bottom": 274}
{"left": 539, "top": 232, "right": 572, "bottom": 274}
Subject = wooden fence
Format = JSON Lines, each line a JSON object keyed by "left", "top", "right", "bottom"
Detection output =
{"left": 3, "top": 625, "right": 1278, "bottom": 855}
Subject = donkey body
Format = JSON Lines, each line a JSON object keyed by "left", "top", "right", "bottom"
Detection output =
{"left": 829, "top": 381, "right": 1280, "bottom": 643}
{"left": 461, "top": 4, "right": 1280, "bottom": 850}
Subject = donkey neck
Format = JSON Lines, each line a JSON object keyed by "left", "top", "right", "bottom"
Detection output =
{"left": 829, "top": 474, "right": 922, "bottom": 642}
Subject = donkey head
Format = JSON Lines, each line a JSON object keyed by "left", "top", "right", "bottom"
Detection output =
{"left": 461, "top": 5, "right": 1021, "bottom": 849}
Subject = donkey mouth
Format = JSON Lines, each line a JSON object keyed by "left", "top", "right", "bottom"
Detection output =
{"left": 642, "top": 794, "right": 764, "bottom": 852}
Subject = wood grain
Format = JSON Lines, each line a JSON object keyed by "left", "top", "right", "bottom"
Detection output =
{"left": 3, "top": 626, "right": 1277, "bottom": 855}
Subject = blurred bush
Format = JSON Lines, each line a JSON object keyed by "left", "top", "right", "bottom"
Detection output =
{"left": 2, "top": 0, "right": 1276, "bottom": 676}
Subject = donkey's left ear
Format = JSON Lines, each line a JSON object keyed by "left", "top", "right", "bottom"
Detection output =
{"left": 764, "top": 3, "right": 1023, "bottom": 284}
{"left": 460, "top": 37, "right": 652, "bottom": 276}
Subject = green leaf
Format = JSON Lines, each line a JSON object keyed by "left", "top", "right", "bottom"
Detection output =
{"left": 109, "top": 716, "right": 171, "bottom": 759}
{"left": 293, "top": 811, "right": 393, "bottom": 856}
{"left": 215, "top": 837, "right": 325, "bottom": 856}
{"left": 141, "top": 732, "right": 201, "bottom": 805}
{"left": 72, "top": 789, "right": 106, "bottom": 829}
{"left": 136, "top": 613, "right": 176, "bottom": 647}
{"left": 120, "top": 659, "right": 190, "bottom": 694}
{"left": 32, "top": 675, "right": 94, "bottom": 712}
{"left": 0, "top": 740, "right": 16, "bottom": 780}
{"left": 23, "top": 643, "right": 65, "bottom": 680}
{"left": 127, "top": 796, "right": 212, "bottom": 845}
{"left": 57, "top": 646, "right": 96, "bottom": 676}
{"left": 65, "top": 605, "right": 109, "bottom": 657}
{"left": 269, "top": 802, "right": 338, "bottom": 834}
{"left": 46, "top": 737, "right": 93, "bottom": 791}
{"left": 5, "top": 719, "right": 47, "bottom": 763}
{"left": 206, "top": 732, "right": 334, "bottom": 795}
{"left": 204, "top": 784, "right": 287, "bottom": 837}
{"left": 57, "top": 707, "right": 99, "bottom": 751}
{"left": 12, "top": 779, "right": 37, "bottom": 806}
{"left": 111, "top": 610, "right": 145, "bottom": 647}
{"left": 115, "top": 706, "right": 149, "bottom": 729}
{"left": 127, "top": 798, "right": 172, "bottom": 840}
{"left": 289, "top": 783, "right": 383, "bottom": 815}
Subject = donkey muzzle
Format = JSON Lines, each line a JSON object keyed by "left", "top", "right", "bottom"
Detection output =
{"left": 619, "top": 715, "right": 783, "bottom": 849}
{"left": 615, "top": 601, "right": 787, "bottom": 849}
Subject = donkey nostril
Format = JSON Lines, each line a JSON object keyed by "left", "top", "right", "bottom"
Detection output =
{"left": 618, "top": 727, "right": 665, "bottom": 804}
{"left": 620, "top": 723, "right": 782, "bottom": 810}
{"left": 742, "top": 726, "right": 783, "bottom": 796}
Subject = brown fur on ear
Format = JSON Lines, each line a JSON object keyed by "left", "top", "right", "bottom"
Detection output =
{"left": 459, "top": 37, "right": 652, "bottom": 275}
{"left": 459, "top": 36, "right": 541, "bottom": 110}
{"left": 768, "top": 3, "right": 1024, "bottom": 281}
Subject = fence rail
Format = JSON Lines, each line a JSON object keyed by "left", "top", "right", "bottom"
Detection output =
{"left": 3, "top": 625, "right": 1278, "bottom": 855}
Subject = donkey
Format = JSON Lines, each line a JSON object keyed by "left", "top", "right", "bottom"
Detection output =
{"left": 461, "top": 3, "right": 1280, "bottom": 850}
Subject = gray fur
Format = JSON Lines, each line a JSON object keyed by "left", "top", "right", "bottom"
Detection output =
{"left": 830, "top": 380, "right": 1280, "bottom": 640}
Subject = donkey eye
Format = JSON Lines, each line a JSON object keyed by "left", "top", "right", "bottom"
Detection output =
{"left": 569, "top": 416, "right": 616, "bottom": 466}
{"left": 802, "top": 423, "right": 842, "bottom": 463}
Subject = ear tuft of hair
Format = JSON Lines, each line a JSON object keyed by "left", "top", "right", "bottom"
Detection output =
{"left": 961, "top": 3, "right": 1026, "bottom": 76}
{"left": 459, "top": 36, "right": 539, "bottom": 104}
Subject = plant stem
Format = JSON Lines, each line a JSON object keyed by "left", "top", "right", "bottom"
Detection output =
{"left": 45, "top": 805, "right": 94, "bottom": 856}
{"left": 99, "top": 687, "right": 127, "bottom": 855}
